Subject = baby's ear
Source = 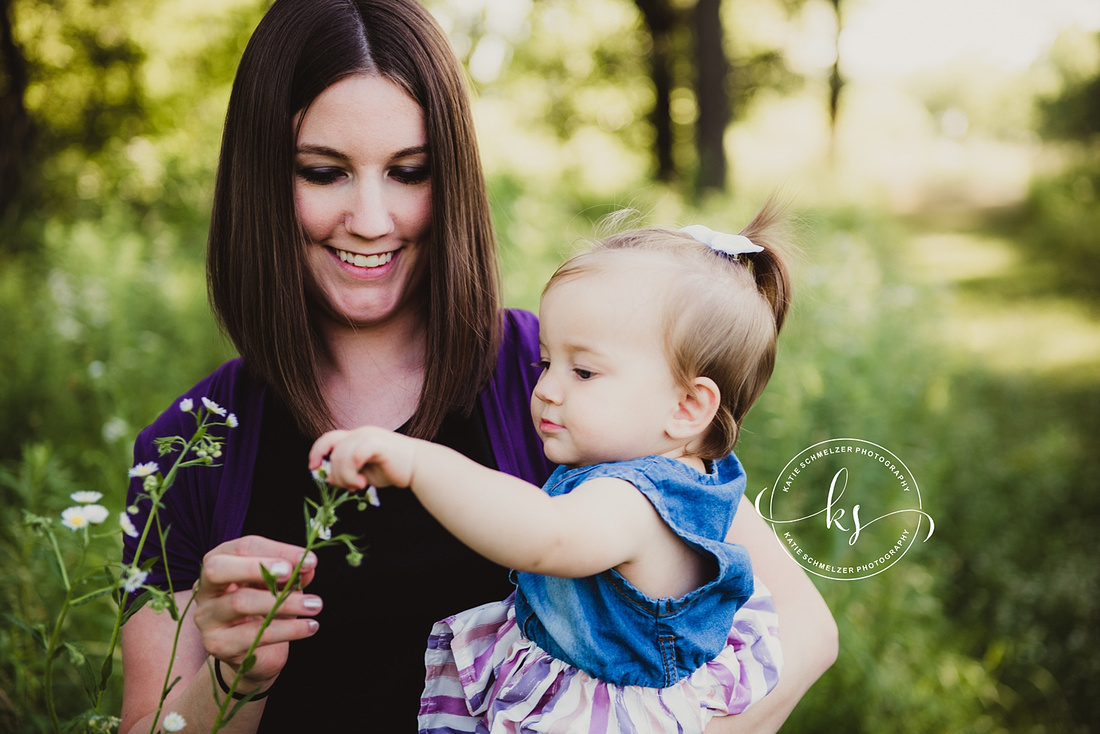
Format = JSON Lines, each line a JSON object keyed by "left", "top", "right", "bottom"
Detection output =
{"left": 667, "top": 377, "right": 720, "bottom": 441}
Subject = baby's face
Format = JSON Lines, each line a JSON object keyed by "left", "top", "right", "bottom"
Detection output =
{"left": 531, "top": 269, "right": 685, "bottom": 468}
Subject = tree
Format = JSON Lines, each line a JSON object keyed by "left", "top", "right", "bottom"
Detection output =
{"left": 634, "top": 0, "right": 679, "bottom": 182}
{"left": 0, "top": 0, "right": 32, "bottom": 232}
{"left": 692, "top": 0, "right": 729, "bottom": 191}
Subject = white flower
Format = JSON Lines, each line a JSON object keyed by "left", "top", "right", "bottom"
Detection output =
{"left": 163, "top": 711, "right": 186, "bottom": 732}
{"left": 311, "top": 459, "right": 331, "bottom": 483}
{"left": 128, "top": 461, "right": 159, "bottom": 478}
{"left": 179, "top": 398, "right": 194, "bottom": 412}
{"left": 310, "top": 518, "right": 332, "bottom": 541}
{"left": 121, "top": 567, "right": 149, "bottom": 594}
{"left": 61, "top": 506, "right": 90, "bottom": 531}
{"left": 70, "top": 491, "right": 103, "bottom": 504}
{"left": 226, "top": 413, "right": 239, "bottom": 428}
{"left": 102, "top": 416, "right": 130, "bottom": 444}
{"left": 201, "top": 397, "right": 226, "bottom": 416}
{"left": 82, "top": 504, "right": 110, "bottom": 524}
{"left": 366, "top": 486, "right": 381, "bottom": 507}
{"left": 120, "top": 512, "right": 139, "bottom": 538}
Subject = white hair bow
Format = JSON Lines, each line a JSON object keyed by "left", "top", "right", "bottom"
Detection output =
{"left": 679, "top": 224, "right": 763, "bottom": 258}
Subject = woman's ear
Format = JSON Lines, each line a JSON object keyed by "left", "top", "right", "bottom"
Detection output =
{"left": 667, "top": 376, "right": 720, "bottom": 441}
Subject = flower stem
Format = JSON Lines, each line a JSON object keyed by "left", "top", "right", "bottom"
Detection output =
{"left": 43, "top": 526, "right": 81, "bottom": 734}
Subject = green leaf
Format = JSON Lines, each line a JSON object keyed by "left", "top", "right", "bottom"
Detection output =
{"left": 260, "top": 563, "right": 278, "bottom": 595}
{"left": 240, "top": 653, "right": 256, "bottom": 675}
{"left": 2, "top": 613, "right": 48, "bottom": 652}
{"left": 120, "top": 589, "right": 152, "bottom": 624}
{"left": 70, "top": 586, "right": 115, "bottom": 607}
{"left": 165, "top": 674, "right": 182, "bottom": 697}
{"left": 65, "top": 642, "right": 100, "bottom": 703}
{"left": 98, "top": 649, "right": 114, "bottom": 690}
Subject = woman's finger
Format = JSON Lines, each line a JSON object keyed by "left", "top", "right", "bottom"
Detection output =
{"left": 197, "top": 536, "right": 317, "bottom": 593}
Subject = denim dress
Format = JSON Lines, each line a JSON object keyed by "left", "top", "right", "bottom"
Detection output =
{"left": 419, "top": 455, "right": 783, "bottom": 733}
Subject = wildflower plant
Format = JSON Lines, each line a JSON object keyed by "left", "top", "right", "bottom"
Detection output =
{"left": 3, "top": 397, "right": 371, "bottom": 733}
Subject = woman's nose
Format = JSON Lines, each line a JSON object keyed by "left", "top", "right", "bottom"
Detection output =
{"left": 344, "top": 178, "right": 395, "bottom": 240}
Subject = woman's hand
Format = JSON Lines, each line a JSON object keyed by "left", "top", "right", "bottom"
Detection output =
{"left": 119, "top": 536, "right": 323, "bottom": 734}
{"left": 704, "top": 497, "right": 838, "bottom": 733}
{"left": 191, "top": 536, "right": 323, "bottom": 690}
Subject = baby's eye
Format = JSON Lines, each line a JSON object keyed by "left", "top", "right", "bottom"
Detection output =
{"left": 296, "top": 167, "right": 345, "bottom": 185}
{"left": 573, "top": 368, "right": 595, "bottom": 380}
{"left": 533, "top": 360, "right": 550, "bottom": 372}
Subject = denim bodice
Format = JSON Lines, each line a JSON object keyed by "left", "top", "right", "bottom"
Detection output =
{"left": 513, "top": 454, "right": 754, "bottom": 688}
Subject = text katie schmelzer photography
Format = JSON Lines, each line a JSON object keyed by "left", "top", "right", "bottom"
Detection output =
{"left": 754, "top": 439, "right": 935, "bottom": 580}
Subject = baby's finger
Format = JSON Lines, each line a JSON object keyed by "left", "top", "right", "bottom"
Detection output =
{"left": 308, "top": 429, "right": 350, "bottom": 469}
{"left": 327, "top": 441, "right": 375, "bottom": 489}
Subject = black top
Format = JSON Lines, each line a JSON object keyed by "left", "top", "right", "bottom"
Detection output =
{"left": 243, "top": 395, "right": 512, "bottom": 731}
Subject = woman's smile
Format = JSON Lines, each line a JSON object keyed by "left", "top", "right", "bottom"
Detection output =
{"left": 328, "top": 246, "right": 402, "bottom": 278}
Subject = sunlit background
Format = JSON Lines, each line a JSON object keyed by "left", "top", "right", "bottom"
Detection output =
{"left": 1, "top": 0, "right": 1098, "bottom": 731}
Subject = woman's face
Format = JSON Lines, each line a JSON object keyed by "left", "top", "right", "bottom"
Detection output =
{"left": 294, "top": 74, "right": 432, "bottom": 329}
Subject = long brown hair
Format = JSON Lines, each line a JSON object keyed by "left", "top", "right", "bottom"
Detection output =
{"left": 545, "top": 197, "right": 794, "bottom": 458}
{"left": 207, "top": 0, "right": 501, "bottom": 439}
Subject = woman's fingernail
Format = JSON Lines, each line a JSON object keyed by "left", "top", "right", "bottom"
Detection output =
{"left": 303, "top": 596, "right": 322, "bottom": 610}
{"left": 300, "top": 551, "right": 318, "bottom": 569}
{"left": 270, "top": 560, "right": 291, "bottom": 577}
{"left": 306, "top": 620, "right": 319, "bottom": 633}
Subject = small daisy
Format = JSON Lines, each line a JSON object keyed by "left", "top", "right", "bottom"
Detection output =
{"left": 122, "top": 567, "right": 149, "bottom": 594}
{"left": 179, "top": 398, "right": 194, "bottom": 413}
{"left": 70, "top": 491, "right": 103, "bottom": 504}
{"left": 82, "top": 504, "right": 110, "bottom": 524}
{"left": 201, "top": 397, "right": 226, "bottom": 416}
{"left": 366, "top": 486, "right": 381, "bottom": 507}
{"left": 310, "top": 518, "right": 332, "bottom": 541}
{"left": 119, "top": 512, "right": 139, "bottom": 538}
{"left": 226, "top": 413, "right": 239, "bottom": 428}
{"left": 311, "top": 459, "right": 331, "bottom": 483}
{"left": 163, "top": 711, "right": 187, "bottom": 732}
{"left": 60, "top": 506, "right": 90, "bottom": 531}
{"left": 128, "top": 461, "right": 159, "bottom": 479}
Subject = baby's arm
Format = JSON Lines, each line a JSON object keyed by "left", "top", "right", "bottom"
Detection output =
{"left": 309, "top": 427, "right": 679, "bottom": 583}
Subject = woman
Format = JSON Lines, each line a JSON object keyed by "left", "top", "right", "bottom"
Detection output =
{"left": 119, "top": 1, "right": 836, "bottom": 732}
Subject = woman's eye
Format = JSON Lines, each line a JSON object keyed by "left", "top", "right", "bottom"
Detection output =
{"left": 296, "top": 167, "right": 344, "bottom": 185}
{"left": 391, "top": 166, "right": 430, "bottom": 185}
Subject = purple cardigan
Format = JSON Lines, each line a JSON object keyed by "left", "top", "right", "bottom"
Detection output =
{"left": 123, "top": 309, "right": 553, "bottom": 588}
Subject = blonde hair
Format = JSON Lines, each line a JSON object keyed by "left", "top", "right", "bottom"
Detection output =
{"left": 544, "top": 198, "right": 793, "bottom": 458}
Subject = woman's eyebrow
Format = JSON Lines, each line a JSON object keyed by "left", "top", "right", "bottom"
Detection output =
{"left": 295, "top": 143, "right": 349, "bottom": 160}
{"left": 294, "top": 144, "right": 428, "bottom": 160}
{"left": 392, "top": 144, "right": 429, "bottom": 159}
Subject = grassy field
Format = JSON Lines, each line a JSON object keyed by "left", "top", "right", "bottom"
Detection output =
{"left": 2, "top": 170, "right": 1098, "bottom": 731}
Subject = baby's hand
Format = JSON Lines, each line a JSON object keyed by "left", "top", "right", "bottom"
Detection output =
{"left": 308, "top": 426, "right": 417, "bottom": 491}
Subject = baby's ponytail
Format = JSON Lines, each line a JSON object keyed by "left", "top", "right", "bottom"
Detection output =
{"left": 737, "top": 195, "right": 794, "bottom": 335}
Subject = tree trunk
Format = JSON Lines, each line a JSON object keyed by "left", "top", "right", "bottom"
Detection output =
{"left": 828, "top": 0, "right": 844, "bottom": 160}
{"left": 0, "top": 0, "right": 32, "bottom": 230}
{"left": 693, "top": 0, "right": 728, "bottom": 193}
{"left": 635, "top": 0, "right": 677, "bottom": 182}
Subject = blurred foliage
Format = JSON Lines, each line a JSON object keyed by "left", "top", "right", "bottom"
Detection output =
{"left": 2, "top": 0, "right": 1100, "bottom": 732}
{"left": 1039, "top": 29, "right": 1100, "bottom": 142}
